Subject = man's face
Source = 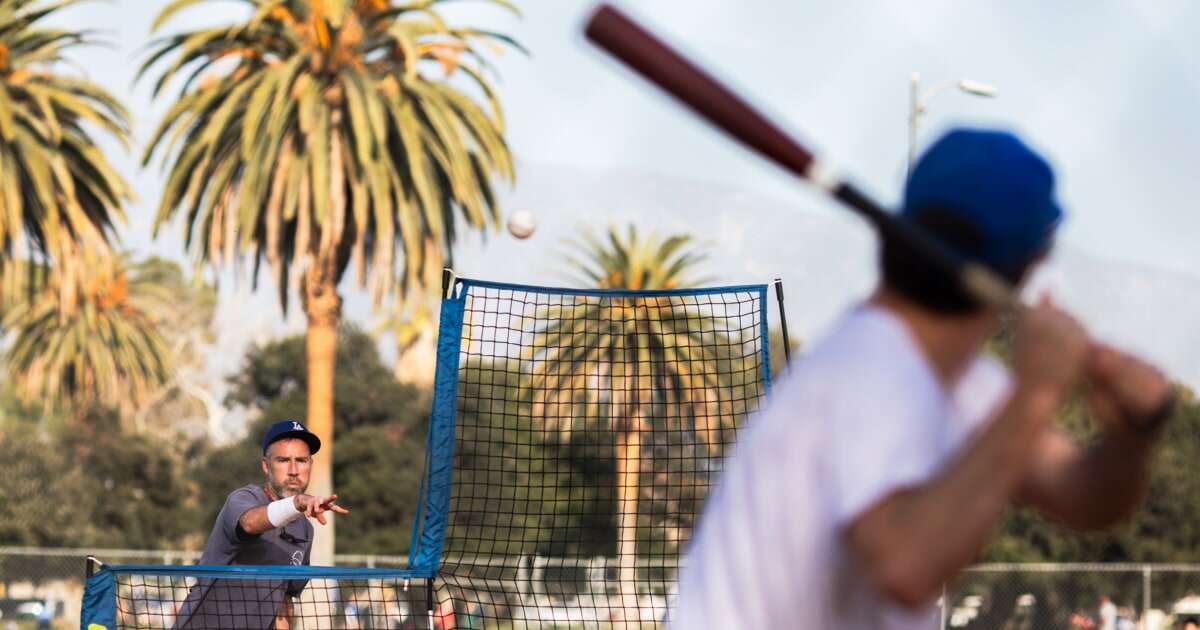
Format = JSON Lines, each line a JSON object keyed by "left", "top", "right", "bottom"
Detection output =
{"left": 262, "top": 438, "right": 312, "bottom": 498}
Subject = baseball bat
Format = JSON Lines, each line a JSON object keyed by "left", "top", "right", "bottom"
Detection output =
{"left": 583, "top": 4, "right": 1013, "bottom": 308}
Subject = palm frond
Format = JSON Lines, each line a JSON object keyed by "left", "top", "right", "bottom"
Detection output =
{"left": 2, "top": 256, "right": 173, "bottom": 411}
{"left": 0, "top": 0, "right": 132, "bottom": 304}
{"left": 527, "top": 224, "right": 750, "bottom": 453}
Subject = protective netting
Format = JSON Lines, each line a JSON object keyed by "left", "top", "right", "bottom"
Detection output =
{"left": 77, "top": 278, "right": 780, "bottom": 630}
{"left": 93, "top": 566, "right": 429, "bottom": 630}
{"left": 429, "top": 278, "right": 776, "bottom": 627}
{"left": 73, "top": 560, "right": 1200, "bottom": 629}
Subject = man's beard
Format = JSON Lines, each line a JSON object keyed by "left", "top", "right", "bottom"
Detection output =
{"left": 268, "top": 478, "right": 307, "bottom": 498}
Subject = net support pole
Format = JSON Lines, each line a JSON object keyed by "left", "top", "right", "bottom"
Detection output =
{"left": 773, "top": 278, "right": 793, "bottom": 367}
{"left": 426, "top": 580, "right": 435, "bottom": 630}
{"left": 1143, "top": 565, "right": 1152, "bottom": 618}
{"left": 442, "top": 268, "right": 455, "bottom": 298}
{"left": 939, "top": 584, "right": 947, "bottom": 630}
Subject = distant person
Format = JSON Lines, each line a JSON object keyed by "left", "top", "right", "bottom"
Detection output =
{"left": 433, "top": 597, "right": 456, "bottom": 630}
{"left": 176, "top": 420, "right": 349, "bottom": 629}
{"left": 672, "top": 128, "right": 1175, "bottom": 629}
{"left": 1098, "top": 595, "right": 1117, "bottom": 630}
{"left": 35, "top": 601, "right": 51, "bottom": 630}
{"left": 1115, "top": 606, "right": 1135, "bottom": 630}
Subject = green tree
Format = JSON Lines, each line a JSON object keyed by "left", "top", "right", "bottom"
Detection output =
{"left": 0, "top": 0, "right": 132, "bottom": 305}
{"left": 141, "top": 0, "right": 518, "bottom": 559}
{"left": 0, "top": 394, "right": 190, "bottom": 551}
{"left": 532, "top": 225, "right": 755, "bottom": 610}
{"left": 445, "top": 357, "right": 614, "bottom": 559}
{"left": 64, "top": 408, "right": 192, "bottom": 548}
{"left": 0, "top": 430, "right": 95, "bottom": 547}
{"left": 196, "top": 326, "right": 429, "bottom": 554}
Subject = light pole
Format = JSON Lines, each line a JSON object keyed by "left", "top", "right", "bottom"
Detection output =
{"left": 908, "top": 72, "right": 997, "bottom": 178}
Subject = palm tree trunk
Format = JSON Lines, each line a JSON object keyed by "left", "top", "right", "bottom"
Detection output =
{"left": 304, "top": 266, "right": 341, "bottom": 565}
{"left": 615, "top": 425, "right": 642, "bottom": 625}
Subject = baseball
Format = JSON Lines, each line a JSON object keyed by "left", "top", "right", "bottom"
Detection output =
{"left": 507, "top": 209, "right": 536, "bottom": 239}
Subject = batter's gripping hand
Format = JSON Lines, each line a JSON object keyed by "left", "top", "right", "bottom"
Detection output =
{"left": 1013, "top": 295, "right": 1090, "bottom": 396}
{"left": 1086, "top": 343, "right": 1175, "bottom": 434}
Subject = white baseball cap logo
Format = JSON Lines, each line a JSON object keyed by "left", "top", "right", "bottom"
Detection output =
{"left": 292, "top": 421, "right": 303, "bottom": 431}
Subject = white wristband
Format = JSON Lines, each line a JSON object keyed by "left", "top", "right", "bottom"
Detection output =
{"left": 267, "top": 497, "right": 302, "bottom": 528}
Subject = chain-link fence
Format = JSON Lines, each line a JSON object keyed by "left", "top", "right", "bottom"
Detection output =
{"left": 946, "top": 563, "right": 1200, "bottom": 629}
{"left": 0, "top": 547, "right": 409, "bottom": 630}
{"left": 9, "top": 549, "right": 1200, "bottom": 630}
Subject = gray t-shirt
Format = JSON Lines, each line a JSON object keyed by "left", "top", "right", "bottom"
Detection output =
{"left": 199, "top": 484, "right": 314, "bottom": 567}
{"left": 176, "top": 485, "right": 314, "bottom": 629}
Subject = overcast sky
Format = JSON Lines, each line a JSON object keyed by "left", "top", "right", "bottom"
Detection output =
{"left": 53, "top": 0, "right": 1199, "bottom": 275}
{"left": 42, "top": 1, "right": 1200, "bottom": 412}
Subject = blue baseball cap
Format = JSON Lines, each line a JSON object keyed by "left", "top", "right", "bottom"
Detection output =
{"left": 262, "top": 419, "right": 321, "bottom": 455}
{"left": 904, "top": 127, "right": 1063, "bottom": 274}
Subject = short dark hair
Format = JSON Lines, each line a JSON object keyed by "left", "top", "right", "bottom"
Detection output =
{"left": 879, "top": 206, "right": 1037, "bottom": 314}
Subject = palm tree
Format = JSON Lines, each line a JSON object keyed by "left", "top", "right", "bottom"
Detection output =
{"left": 140, "top": 0, "right": 518, "bottom": 559}
{"left": 0, "top": 1, "right": 167, "bottom": 418}
{"left": 531, "top": 225, "right": 749, "bottom": 618}
{"left": 0, "top": 0, "right": 133, "bottom": 309}
{"left": 2, "top": 256, "right": 172, "bottom": 418}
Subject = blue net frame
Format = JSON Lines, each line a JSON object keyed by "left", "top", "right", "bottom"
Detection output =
{"left": 412, "top": 274, "right": 782, "bottom": 627}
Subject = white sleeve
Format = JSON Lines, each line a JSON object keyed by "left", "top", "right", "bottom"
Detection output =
{"left": 828, "top": 375, "right": 943, "bottom": 526}
{"left": 952, "top": 355, "right": 1013, "bottom": 433}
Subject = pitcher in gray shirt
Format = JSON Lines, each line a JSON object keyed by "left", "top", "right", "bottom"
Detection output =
{"left": 177, "top": 420, "right": 349, "bottom": 629}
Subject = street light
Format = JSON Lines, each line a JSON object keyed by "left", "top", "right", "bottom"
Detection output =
{"left": 908, "top": 72, "right": 998, "bottom": 178}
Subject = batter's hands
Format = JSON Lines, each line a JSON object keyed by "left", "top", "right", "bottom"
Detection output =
{"left": 1086, "top": 343, "right": 1174, "bottom": 434}
{"left": 1013, "top": 295, "right": 1090, "bottom": 396}
{"left": 293, "top": 493, "right": 349, "bottom": 525}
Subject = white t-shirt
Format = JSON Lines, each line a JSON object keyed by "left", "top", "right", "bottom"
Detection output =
{"left": 1099, "top": 601, "right": 1118, "bottom": 630}
{"left": 671, "top": 304, "right": 1011, "bottom": 629}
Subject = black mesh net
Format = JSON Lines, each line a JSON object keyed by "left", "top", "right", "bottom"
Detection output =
{"left": 436, "top": 281, "right": 774, "bottom": 627}
{"left": 111, "top": 570, "right": 429, "bottom": 630}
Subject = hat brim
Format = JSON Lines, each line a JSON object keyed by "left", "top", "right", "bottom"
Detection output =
{"left": 266, "top": 431, "right": 321, "bottom": 455}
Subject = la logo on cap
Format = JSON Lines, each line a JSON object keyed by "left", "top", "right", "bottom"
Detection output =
{"left": 292, "top": 421, "right": 304, "bottom": 431}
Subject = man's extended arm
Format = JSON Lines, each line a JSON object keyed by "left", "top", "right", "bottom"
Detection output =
{"left": 845, "top": 381, "right": 1067, "bottom": 608}
{"left": 846, "top": 328, "right": 1173, "bottom": 609}
{"left": 239, "top": 493, "right": 349, "bottom": 536}
{"left": 845, "top": 300, "right": 1089, "bottom": 608}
